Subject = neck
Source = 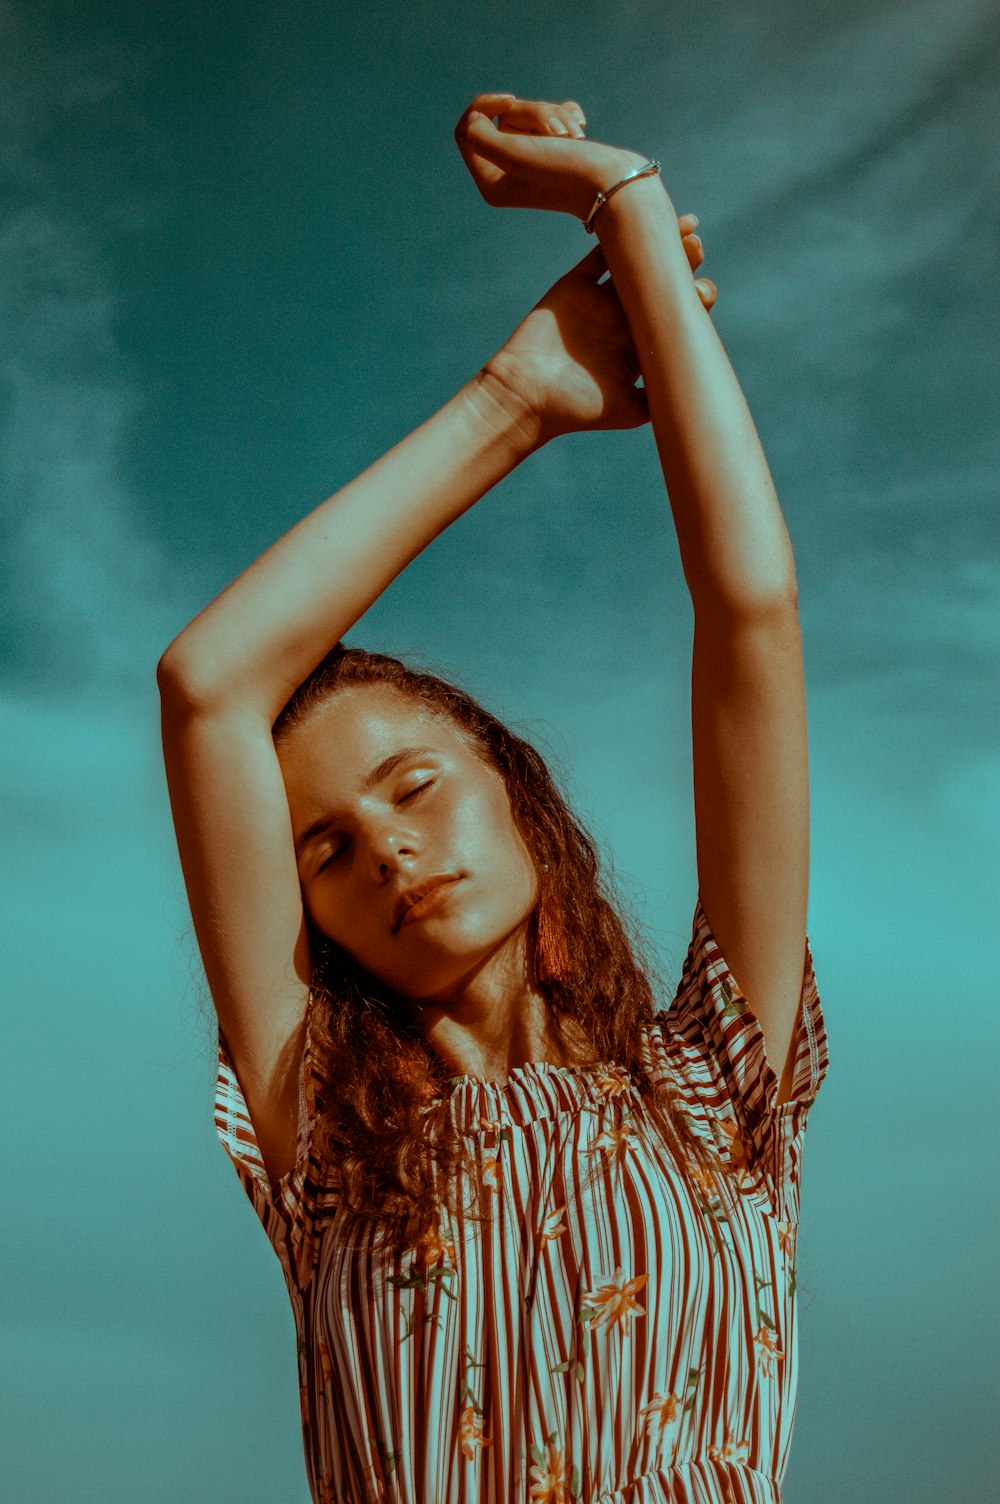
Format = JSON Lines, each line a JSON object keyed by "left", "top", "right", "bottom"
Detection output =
{"left": 404, "top": 928, "right": 575, "bottom": 1083}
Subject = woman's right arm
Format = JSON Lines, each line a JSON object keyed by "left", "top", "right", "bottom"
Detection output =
{"left": 159, "top": 371, "right": 542, "bottom": 1183}
{"left": 158, "top": 373, "right": 542, "bottom": 719}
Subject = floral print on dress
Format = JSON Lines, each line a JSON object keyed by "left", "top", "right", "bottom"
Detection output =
{"left": 413, "top": 1219, "right": 456, "bottom": 1268}
{"left": 751, "top": 1272, "right": 785, "bottom": 1376}
{"left": 458, "top": 1402, "right": 492, "bottom": 1460}
{"left": 582, "top": 1266, "right": 649, "bottom": 1332}
{"left": 775, "top": 1216, "right": 799, "bottom": 1297}
{"left": 638, "top": 1384, "right": 685, "bottom": 1443}
{"left": 475, "top": 1109, "right": 511, "bottom": 1194}
{"left": 458, "top": 1345, "right": 492, "bottom": 1460}
{"left": 707, "top": 1434, "right": 751, "bottom": 1467}
{"left": 213, "top": 897, "right": 830, "bottom": 1504}
{"left": 528, "top": 1434, "right": 582, "bottom": 1501}
{"left": 591, "top": 1063, "right": 634, "bottom": 1100}
{"left": 479, "top": 1150, "right": 500, "bottom": 1192}
{"left": 682, "top": 1142, "right": 744, "bottom": 1259}
{"left": 539, "top": 1203, "right": 568, "bottom": 1245}
{"left": 591, "top": 1114, "right": 637, "bottom": 1170}
{"left": 549, "top": 1264, "right": 650, "bottom": 1388}
{"left": 388, "top": 1212, "right": 459, "bottom": 1345}
{"left": 716, "top": 1114, "right": 750, "bottom": 1177}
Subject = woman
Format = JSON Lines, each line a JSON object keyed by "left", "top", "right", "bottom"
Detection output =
{"left": 159, "top": 92, "right": 830, "bottom": 1504}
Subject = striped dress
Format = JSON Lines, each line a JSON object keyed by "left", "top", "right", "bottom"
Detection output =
{"left": 216, "top": 898, "right": 830, "bottom": 1504}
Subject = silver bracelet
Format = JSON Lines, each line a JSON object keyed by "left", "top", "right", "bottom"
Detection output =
{"left": 583, "top": 159, "right": 661, "bottom": 233}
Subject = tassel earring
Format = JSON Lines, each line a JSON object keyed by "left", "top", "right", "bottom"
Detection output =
{"left": 535, "top": 870, "right": 571, "bottom": 986}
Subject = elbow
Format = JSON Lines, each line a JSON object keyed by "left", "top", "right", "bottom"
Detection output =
{"left": 156, "top": 639, "right": 184, "bottom": 699}
{"left": 694, "top": 577, "right": 800, "bottom": 629}
{"left": 742, "top": 576, "right": 800, "bottom": 621}
{"left": 156, "top": 635, "right": 222, "bottom": 713}
{"left": 688, "top": 522, "right": 800, "bottom": 625}
{"left": 156, "top": 641, "right": 181, "bottom": 696}
{"left": 157, "top": 634, "right": 271, "bottom": 721}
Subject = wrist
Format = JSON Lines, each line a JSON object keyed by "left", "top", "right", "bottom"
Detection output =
{"left": 573, "top": 148, "right": 646, "bottom": 223}
{"left": 591, "top": 167, "right": 676, "bottom": 234}
{"left": 468, "top": 360, "right": 547, "bottom": 460}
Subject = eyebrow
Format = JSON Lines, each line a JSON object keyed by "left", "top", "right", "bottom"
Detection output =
{"left": 293, "top": 747, "right": 435, "bottom": 860}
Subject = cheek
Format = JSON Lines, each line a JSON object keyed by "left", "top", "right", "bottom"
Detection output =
{"left": 303, "top": 884, "right": 362, "bottom": 955}
{"left": 466, "top": 791, "right": 537, "bottom": 914}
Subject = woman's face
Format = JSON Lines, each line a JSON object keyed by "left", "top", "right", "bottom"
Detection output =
{"left": 277, "top": 685, "right": 539, "bottom": 1000}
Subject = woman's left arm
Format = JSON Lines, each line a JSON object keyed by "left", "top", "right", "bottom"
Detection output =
{"left": 595, "top": 175, "right": 808, "bottom": 1104}
{"left": 457, "top": 96, "right": 809, "bottom": 1101}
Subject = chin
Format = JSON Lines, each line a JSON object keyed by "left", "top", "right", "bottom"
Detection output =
{"left": 390, "top": 923, "right": 530, "bottom": 1003}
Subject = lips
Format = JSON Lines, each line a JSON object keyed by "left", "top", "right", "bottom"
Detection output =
{"left": 392, "top": 876, "right": 462, "bottom": 933}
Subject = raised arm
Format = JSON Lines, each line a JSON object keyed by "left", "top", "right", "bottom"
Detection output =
{"left": 593, "top": 168, "right": 808, "bottom": 1107}
{"left": 158, "top": 376, "right": 539, "bottom": 1182}
{"left": 158, "top": 158, "right": 707, "bottom": 1183}
{"left": 458, "top": 93, "right": 809, "bottom": 1104}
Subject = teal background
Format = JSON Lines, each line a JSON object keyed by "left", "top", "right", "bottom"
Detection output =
{"left": 3, "top": 1, "right": 998, "bottom": 1499}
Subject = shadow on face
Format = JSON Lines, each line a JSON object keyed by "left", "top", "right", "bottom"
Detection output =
{"left": 276, "top": 684, "right": 540, "bottom": 1001}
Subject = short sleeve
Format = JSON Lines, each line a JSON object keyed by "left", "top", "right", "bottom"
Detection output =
{"left": 214, "top": 999, "right": 336, "bottom": 1290}
{"left": 648, "top": 896, "right": 830, "bottom": 1224}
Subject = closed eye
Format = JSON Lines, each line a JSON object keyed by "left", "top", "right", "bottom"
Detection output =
{"left": 314, "top": 781, "right": 434, "bottom": 873}
{"left": 316, "top": 841, "right": 348, "bottom": 872}
{"left": 399, "top": 778, "right": 435, "bottom": 803}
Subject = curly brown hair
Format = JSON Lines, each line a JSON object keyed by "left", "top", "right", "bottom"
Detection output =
{"left": 273, "top": 645, "right": 743, "bottom": 1259}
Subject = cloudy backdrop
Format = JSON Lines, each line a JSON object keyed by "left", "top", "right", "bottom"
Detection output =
{"left": 2, "top": 0, "right": 998, "bottom": 1499}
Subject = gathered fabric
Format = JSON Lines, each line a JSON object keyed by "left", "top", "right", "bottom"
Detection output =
{"left": 216, "top": 897, "right": 830, "bottom": 1503}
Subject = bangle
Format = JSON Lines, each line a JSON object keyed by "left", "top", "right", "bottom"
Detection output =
{"left": 583, "top": 159, "right": 661, "bottom": 233}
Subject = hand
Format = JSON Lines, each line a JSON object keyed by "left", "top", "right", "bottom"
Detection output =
{"left": 483, "top": 233, "right": 716, "bottom": 448}
{"left": 455, "top": 90, "right": 653, "bottom": 225}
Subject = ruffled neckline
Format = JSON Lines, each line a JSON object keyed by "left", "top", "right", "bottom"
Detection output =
{"left": 446, "top": 1057, "right": 613, "bottom": 1088}
{"left": 425, "top": 1053, "right": 645, "bottom": 1134}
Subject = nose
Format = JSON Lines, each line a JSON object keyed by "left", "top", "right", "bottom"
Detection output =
{"left": 366, "top": 823, "right": 419, "bottom": 883}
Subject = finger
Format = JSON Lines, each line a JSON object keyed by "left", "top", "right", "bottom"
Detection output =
{"left": 678, "top": 213, "right": 700, "bottom": 233}
{"left": 461, "top": 108, "right": 554, "bottom": 171}
{"left": 455, "top": 103, "right": 511, "bottom": 192}
{"left": 455, "top": 92, "right": 519, "bottom": 153}
{"left": 496, "top": 99, "right": 577, "bottom": 137}
{"left": 496, "top": 100, "right": 556, "bottom": 134}
{"left": 499, "top": 114, "right": 586, "bottom": 139}
{"left": 695, "top": 278, "right": 717, "bottom": 310}
{"left": 459, "top": 92, "right": 586, "bottom": 151}
{"left": 463, "top": 91, "right": 518, "bottom": 117}
{"left": 462, "top": 95, "right": 586, "bottom": 169}
{"left": 454, "top": 125, "right": 505, "bottom": 194}
{"left": 559, "top": 99, "right": 587, "bottom": 128}
{"left": 547, "top": 100, "right": 587, "bottom": 138}
{"left": 682, "top": 232, "right": 704, "bottom": 272}
{"left": 491, "top": 97, "right": 587, "bottom": 138}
